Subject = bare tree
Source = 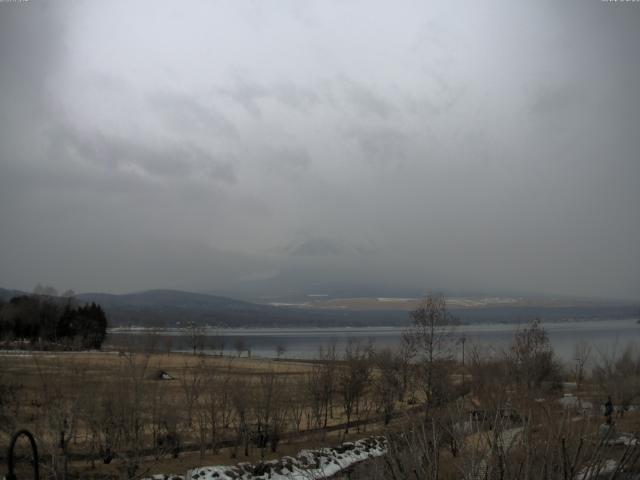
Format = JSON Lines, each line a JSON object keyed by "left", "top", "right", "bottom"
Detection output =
{"left": 178, "top": 359, "right": 205, "bottom": 428}
{"left": 0, "top": 356, "right": 22, "bottom": 437}
{"left": 210, "top": 330, "right": 225, "bottom": 356}
{"left": 275, "top": 343, "right": 287, "bottom": 360}
{"left": 253, "top": 370, "right": 289, "bottom": 457}
{"left": 372, "top": 348, "right": 402, "bottom": 426}
{"left": 593, "top": 343, "right": 640, "bottom": 417}
{"left": 287, "top": 377, "right": 308, "bottom": 433}
{"left": 230, "top": 376, "right": 251, "bottom": 458}
{"left": 82, "top": 349, "right": 153, "bottom": 479}
{"left": 234, "top": 338, "right": 247, "bottom": 357}
{"left": 202, "top": 362, "right": 234, "bottom": 454}
{"left": 33, "top": 356, "right": 88, "bottom": 479}
{"left": 143, "top": 328, "right": 161, "bottom": 354}
{"left": 305, "top": 366, "right": 324, "bottom": 430}
{"left": 404, "top": 294, "right": 457, "bottom": 409}
{"left": 468, "top": 344, "right": 511, "bottom": 418}
{"left": 163, "top": 335, "right": 173, "bottom": 356}
{"left": 147, "top": 377, "right": 179, "bottom": 460}
{"left": 33, "top": 283, "right": 58, "bottom": 297}
{"left": 508, "top": 319, "right": 561, "bottom": 396}
{"left": 573, "top": 340, "right": 592, "bottom": 391}
{"left": 187, "top": 322, "right": 205, "bottom": 355}
{"left": 338, "top": 339, "right": 371, "bottom": 433}
{"left": 318, "top": 343, "right": 337, "bottom": 429}
{"left": 305, "top": 344, "right": 337, "bottom": 432}
{"left": 61, "top": 289, "right": 75, "bottom": 298}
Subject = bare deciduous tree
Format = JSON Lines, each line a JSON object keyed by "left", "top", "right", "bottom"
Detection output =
{"left": 573, "top": 340, "right": 592, "bottom": 391}
{"left": 287, "top": 377, "right": 308, "bottom": 433}
{"left": 508, "top": 319, "right": 561, "bottom": 396}
{"left": 187, "top": 322, "right": 205, "bottom": 355}
{"left": 275, "top": 343, "right": 286, "bottom": 360}
{"left": 230, "top": 376, "right": 251, "bottom": 458}
{"left": 178, "top": 359, "right": 205, "bottom": 428}
{"left": 234, "top": 338, "right": 247, "bottom": 357}
{"left": 404, "top": 294, "right": 457, "bottom": 409}
{"left": 338, "top": 339, "right": 371, "bottom": 433}
{"left": 593, "top": 343, "right": 640, "bottom": 417}
{"left": 372, "top": 348, "right": 402, "bottom": 426}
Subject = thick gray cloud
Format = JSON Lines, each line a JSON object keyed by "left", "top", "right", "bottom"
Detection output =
{"left": 49, "top": 125, "right": 237, "bottom": 182}
{"left": 0, "top": 0, "right": 638, "bottom": 300}
{"left": 150, "top": 92, "right": 238, "bottom": 139}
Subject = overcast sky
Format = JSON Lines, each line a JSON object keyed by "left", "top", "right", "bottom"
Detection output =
{"left": 0, "top": 0, "right": 638, "bottom": 300}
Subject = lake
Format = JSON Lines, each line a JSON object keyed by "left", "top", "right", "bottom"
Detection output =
{"left": 107, "top": 318, "right": 640, "bottom": 363}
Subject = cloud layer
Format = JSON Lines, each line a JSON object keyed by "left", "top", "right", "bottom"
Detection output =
{"left": 1, "top": 0, "right": 638, "bottom": 299}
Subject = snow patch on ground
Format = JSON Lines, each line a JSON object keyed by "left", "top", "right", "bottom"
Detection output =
{"left": 576, "top": 459, "right": 619, "bottom": 479}
{"left": 605, "top": 432, "right": 640, "bottom": 446}
{"left": 558, "top": 394, "right": 593, "bottom": 413}
{"left": 145, "top": 436, "right": 386, "bottom": 480}
{"left": 268, "top": 302, "right": 311, "bottom": 307}
{"left": 376, "top": 298, "right": 416, "bottom": 303}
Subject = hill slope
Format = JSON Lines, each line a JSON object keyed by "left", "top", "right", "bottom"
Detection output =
{"left": 75, "top": 289, "right": 406, "bottom": 327}
{"left": 2, "top": 288, "right": 637, "bottom": 328}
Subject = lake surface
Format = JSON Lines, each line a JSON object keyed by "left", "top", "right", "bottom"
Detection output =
{"left": 108, "top": 318, "right": 640, "bottom": 363}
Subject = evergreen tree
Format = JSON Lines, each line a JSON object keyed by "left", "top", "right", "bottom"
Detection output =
{"left": 0, "top": 295, "right": 108, "bottom": 349}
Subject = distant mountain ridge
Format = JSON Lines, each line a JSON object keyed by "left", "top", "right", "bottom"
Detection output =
{"left": 1, "top": 287, "right": 637, "bottom": 328}
{"left": 0, "top": 287, "right": 27, "bottom": 301}
{"left": 0, "top": 287, "right": 276, "bottom": 326}
{"left": 77, "top": 289, "right": 263, "bottom": 311}
{"left": 72, "top": 288, "right": 409, "bottom": 327}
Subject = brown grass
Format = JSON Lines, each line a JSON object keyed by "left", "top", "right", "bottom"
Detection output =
{"left": 0, "top": 350, "right": 400, "bottom": 478}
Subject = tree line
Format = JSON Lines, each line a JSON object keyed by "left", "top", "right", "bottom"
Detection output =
{"left": 0, "top": 292, "right": 108, "bottom": 349}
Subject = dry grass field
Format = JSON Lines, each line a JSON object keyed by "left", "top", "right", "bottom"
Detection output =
{"left": 0, "top": 349, "right": 403, "bottom": 479}
{"left": 3, "top": 314, "right": 640, "bottom": 480}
